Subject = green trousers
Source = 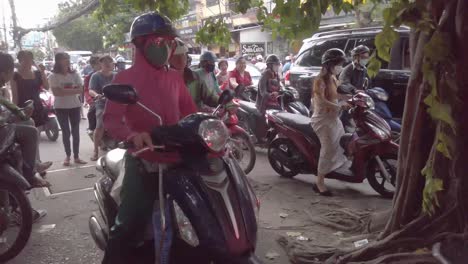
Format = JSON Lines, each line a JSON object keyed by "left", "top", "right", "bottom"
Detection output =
{"left": 102, "top": 154, "right": 157, "bottom": 264}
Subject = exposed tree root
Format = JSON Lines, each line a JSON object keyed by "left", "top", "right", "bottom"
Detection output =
{"left": 304, "top": 209, "right": 371, "bottom": 233}
{"left": 347, "top": 253, "right": 438, "bottom": 264}
{"left": 277, "top": 236, "right": 346, "bottom": 264}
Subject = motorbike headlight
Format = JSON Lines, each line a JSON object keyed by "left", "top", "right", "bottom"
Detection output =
{"left": 366, "top": 122, "right": 390, "bottom": 140}
{"left": 291, "top": 89, "right": 299, "bottom": 99}
{"left": 365, "top": 96, "right": 375, "bottom": 110}
{"left": 173, "top": 201, "right": 199, "bottom": 247}
{"left": 198, "top": 119, "right": 229, "bottom": 152}
{"left": 376, "top": 92, "right": 389, "bottom": 101}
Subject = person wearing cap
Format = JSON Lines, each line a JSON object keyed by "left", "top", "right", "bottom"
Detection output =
{"left": 255, "top": 54, "right": 266, "bottom": 72}
{"left": 89, "top": 55, "right": 116, "bottom": 161}
{"left": 339, "top": 45, "right": 371, "bottom": 91}
{"left": 194, "top": 51, "right": 221, "bottom": 94}
{"left": 102, "top": 12, "right": 196, "bottom": 264}
{"left": 170, "top": 39, "right": 219, "bottom": 111}
{"left": 311, "top": 48, "right": 352, "bottom": 197}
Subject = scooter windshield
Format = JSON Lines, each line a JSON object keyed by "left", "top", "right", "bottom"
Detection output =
{"left": 0, "top": 124, "right": 16, "bottom": 156}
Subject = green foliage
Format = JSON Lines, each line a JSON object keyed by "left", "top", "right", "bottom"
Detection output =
{"left": 196, "top": 20, "right": 232, "bottom": 48}
{"left": 53, "top": 15, "right": 105, "bottom": 52}
{"left": 421, "top": 160, "right": 443, "bottom": 215}
{"left": 31, "top": 49, "right": 46, "bottom": 61}
{"left": 97, "top": 0, "right": 189, "bottom": 21}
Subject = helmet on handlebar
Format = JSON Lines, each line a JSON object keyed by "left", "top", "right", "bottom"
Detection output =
{"left": 130, "top": 12, "right": 178, "bottom": 41}
{"left": 351, "top": 45, "right": 371, "bottom": 57}
{"left": 321, "top": 48, "right": 346, "bottom": 65}
{"left": 266, "top": 54, "right": 280, "bottom": 65}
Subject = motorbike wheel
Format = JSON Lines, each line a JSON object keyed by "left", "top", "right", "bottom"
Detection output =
{"left": 366, "top": 153, "right": 398, "bottom": 199}
{"left": 268, "top": 138, "right": 300, "bottom": 178}
{"left": 229, "top": 133, "right": 256, "bottom": 175}
{"left": 0, "top": 182, "right": 33, "bottom": 262}
{"left": 45, "top": 119, "right": 60, "bottom": 142}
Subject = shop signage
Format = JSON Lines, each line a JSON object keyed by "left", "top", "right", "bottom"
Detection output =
{"left": 241, "top": 43, "right": 265, "bottom": 58}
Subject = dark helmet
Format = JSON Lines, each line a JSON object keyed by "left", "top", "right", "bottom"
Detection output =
{"left": 321, "top": 48, "right": 346, "bottom": 65}
{"left": 130, "top": 12, "right": 178, "bottom": 41}
{"left": 200, "top": 51, "right": 217, "bottom": 63}
{"left": 266, "top": 54, "right": 280, "bottom": 65}
{"left": 351, "top": 45, "right": 370, "bottom": 57}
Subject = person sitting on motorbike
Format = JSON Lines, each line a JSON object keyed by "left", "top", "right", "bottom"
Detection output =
{"left": 216, "top": 59, "right": 229, "bottom": 86}
{"left": 194, "top": 51, "right": 222, "bottom": 94}
{"left": 169, "top": 38, "right": 218, "bottom": 111}
{"left": 228, "top": 57, "right": 253, "bottom": 95}
{"left": 102, "top": 12, "right": 197, "bottom": 264}
{"left": 256, "top": 54, "right": 282, "bottom": 115}
{"left": 0, "top": 52, "right": 50, "bottom": 188}
{"left": 311, "top": 48, "right": 352, "bottom": 196}
{"left": 339, "top": 45, "right": 371, "bottom": 92}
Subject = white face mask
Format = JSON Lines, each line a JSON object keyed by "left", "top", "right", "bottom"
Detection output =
{"left": 360, "top": 59, "right": 369, "bottom": 67}
{"left": 333, "top": 65, "right": 343, "bottom": 75}
{"left": 273, "top": 65, "right": 280, "bottom": 72}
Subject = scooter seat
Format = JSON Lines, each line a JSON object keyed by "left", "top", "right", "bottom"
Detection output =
{"left": 275, "top": 112, "right": 320, "bottom": 144}
{"left": 239, "top": 101, "right": 260, "bottom": 116}
{"left": 103, "top": 148, "right": 126, "bottom": 180}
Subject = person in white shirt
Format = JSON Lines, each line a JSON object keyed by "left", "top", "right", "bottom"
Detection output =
{"left": 48, "top": 52, "right": 87, "bottom": 166}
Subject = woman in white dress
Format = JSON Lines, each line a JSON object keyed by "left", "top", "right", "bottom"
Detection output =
{"left": 311, "top": 48, "right": 351, "bottom": 196}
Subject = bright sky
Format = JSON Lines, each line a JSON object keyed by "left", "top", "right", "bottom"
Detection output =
{"left": 2, "top": 0, "right": 61, "bottom": 28}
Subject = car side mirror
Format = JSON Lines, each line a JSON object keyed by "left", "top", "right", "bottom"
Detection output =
{"left": 103, "top": 84, "right": 138, "bottom": 105}
{"left": 218, "top": 89, "right": 235, "bottom": 105}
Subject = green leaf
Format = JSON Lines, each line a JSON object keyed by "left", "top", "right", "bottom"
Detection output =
{"left": 421, "top": 162, "right": 444, "bottom": 215}
{"left": 374, "top": 27, "right": 398, "bottom": 62}
{"left": 367, "top": 53, "right": 381, "bottom": 78}
{"left": 424, "top": 32, "right": 451, "bottom": 63}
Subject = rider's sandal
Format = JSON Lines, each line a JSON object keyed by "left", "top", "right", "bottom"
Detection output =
{"left": 37, "top": 161, "right": 53, "bottom": 174}
{"left": 313, "top": 184, "right": 333, "bottom": 197}
{"left": 30, "top": 175, "right": 51, "bottom": 188}
{"left": 90, "top": 152, "right": 99, "bottom": 162}
{"left": 74, "top": 158, "right": 88, "bottom": 165}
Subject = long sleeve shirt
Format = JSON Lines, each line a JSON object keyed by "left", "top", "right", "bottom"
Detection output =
{"left": 103, "top": 55, "right": 197, "bottom": 163}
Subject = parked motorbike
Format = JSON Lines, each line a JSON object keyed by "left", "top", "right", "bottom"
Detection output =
{"left": 267, "top": 92, "right": 399, "bottom": 198}
{"left": 89, "top": 85, "right": 262, "bottom": 264}
{"left": 365, "top": 87, "right": 401, "bottom": 142}
{"left": 237, "top": 90, "right": 309, "bottom": 146}
{"left": 38, "top": 89, "right": 60, "bottom": 141}
{"left": 0, "top": 101, "right": 34, "bottom": 262}
{"left": 214, "top": 96, "right": 256, "bottom": 175}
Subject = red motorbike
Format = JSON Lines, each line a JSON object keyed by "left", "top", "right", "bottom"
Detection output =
{"left": 266, "top": 92, "right": 399, "bottom": 198}
{"left": 39, "top": 89, "right": 60, "bottom": 141}
{"left": 214, "top": 98, "right": 256, "bottom": 175}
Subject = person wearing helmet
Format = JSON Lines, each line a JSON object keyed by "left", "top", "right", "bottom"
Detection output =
{"left": 102, "top": 12, "right": 197, "bottom": 264}
{"left": 115, "top": 57, "right": 126, "bottom": 72}
{"left": 256, "top": 54, "right": 281, "bottom": 115}
{"left": 169, "top": 38, "right": 218, "bottom": 110}
{"left": 311, "top": 48, "right": 352, "bottom": 196}
{"left": 282, "top": 55, "right": 292, "bottom": 74}
{"left": 339, "top": 45, "right": 371, "bottom": 91}
{"left": 194, "top": 51, "right": 221, "bottom": 94}
{"left": 255, "top": 54, "right": 266, "bottom": 72}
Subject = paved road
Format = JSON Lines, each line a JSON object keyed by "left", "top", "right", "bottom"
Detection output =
{"left": 8, "top": 117, "right": 391, "bottom": 264}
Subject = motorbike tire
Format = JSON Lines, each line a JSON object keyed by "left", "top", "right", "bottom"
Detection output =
{"left": 45, "top": 119, "right": 60, "bottom": 142}
{"left": 230, "top": 133, "right": 256, "bottom": 175}
{"left": 0, "top": 182, "right": 33, "bottom": 262}
{"left": 268, "top": 138, "right": 300, "bottom": 178}
{"left": 366, "top": 153, "right": 398, "bottom": 199}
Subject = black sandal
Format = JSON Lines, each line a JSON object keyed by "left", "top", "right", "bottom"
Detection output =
{"left": 313, "top": 184, "right": 333, "bottom": 197}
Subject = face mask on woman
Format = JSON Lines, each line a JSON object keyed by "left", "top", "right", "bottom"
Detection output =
{"left": 272, "top": 65, "right": 280, "bottom": 72}
{"left": 333, "top": 65, "right": 343, "bottom": 75}
{"left": 143, "top": 37, "right": 174, "bottom": 68}
{"left": 359, "top": 59, "right": 369, "bottom": 67}
{"left": 204, "top": 64, "right": 215, "bottom": 73}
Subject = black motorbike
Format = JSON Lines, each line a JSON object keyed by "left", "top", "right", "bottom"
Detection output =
{"left": 0, "top": 101, "right": 35, "bottom": 262}
{"left": 89, "top": 85, "right": 262, "bottom": 264}
{"left": 237, "top": 90, "right": 309, "bottom": 146}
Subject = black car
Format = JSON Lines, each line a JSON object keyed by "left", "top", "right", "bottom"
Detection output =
{"left": 289, "top": 26, "right": 411, "bottom": 118}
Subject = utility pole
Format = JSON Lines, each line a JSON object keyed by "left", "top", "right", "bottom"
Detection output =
{"left": 1, "top": 0, "right": 8, "bottom": 50}
{"left": 8, "top": 0, "right": 22, "bottom": 49}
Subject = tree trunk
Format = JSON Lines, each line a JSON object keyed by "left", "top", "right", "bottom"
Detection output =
{"left": 330, "top": 0, "right": 468, "bottom": 262}
{"left": 8, "top": 0, "right": 21, "bottom": 49}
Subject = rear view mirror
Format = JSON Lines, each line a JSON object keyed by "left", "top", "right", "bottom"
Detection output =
{"left": 218, "top": 89, "right": 235, "bottom": 105}
{"left": 103, "top": 84, "right": 138, "bottom": 105}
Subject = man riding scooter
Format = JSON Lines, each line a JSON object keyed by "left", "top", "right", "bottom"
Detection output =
{"left": 101, "top": 12, "right": 197, "bottom": 264}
